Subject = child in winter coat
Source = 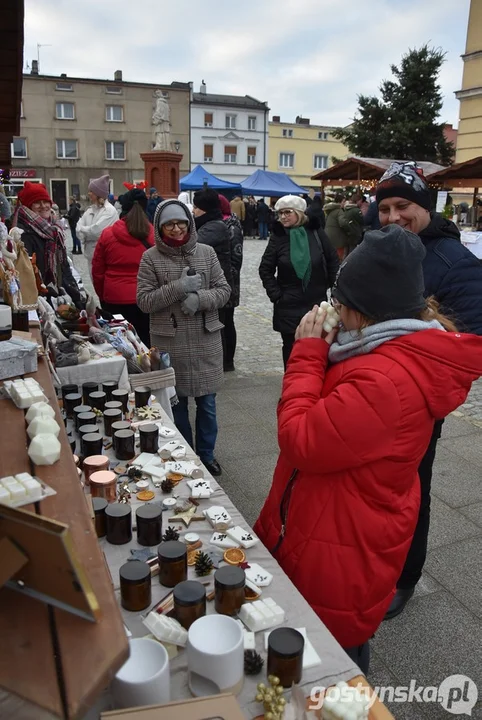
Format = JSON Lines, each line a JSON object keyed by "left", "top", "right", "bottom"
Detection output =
{"left": 254, "top": 224, "right": 482, "bottom": 674}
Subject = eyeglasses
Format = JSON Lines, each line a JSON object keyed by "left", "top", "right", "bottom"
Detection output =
{"left": 163, "top": 221, "right": 188, "bottom": 230}
{"left": 278, "top": 209, "right": 294, "bottom": 217}
{"left": 32, "top": 201, "right": 51, "bottom": 208}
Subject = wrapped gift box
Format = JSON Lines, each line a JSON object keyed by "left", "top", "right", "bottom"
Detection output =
{"left": 0, "top": 337, "right": 38, "bottom": 381}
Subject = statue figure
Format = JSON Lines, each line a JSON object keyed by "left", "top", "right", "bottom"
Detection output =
{"left": 152, "top": 90, "right": 171, "bottom": 151}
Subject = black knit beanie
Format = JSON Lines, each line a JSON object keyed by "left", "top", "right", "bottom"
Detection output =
{"left": 193, "top": 188, "right": 221, "bottom": 213}
{"left": 120, "top": 188, "right": 148, "bottom": 215}
{"left": 376, "top": 161, "right": 431, "bottom": 211}
{"left": 332, "top": 224, "right": 427, "bottom": 321}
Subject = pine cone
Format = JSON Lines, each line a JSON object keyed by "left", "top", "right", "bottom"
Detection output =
{"left": 194, "top": 550, "right": 214, "bottom": 577}
{"left": 244, "top": 649, "right": 264, "bottom": 675}
{"left": 162, "top": 526, "right": 180, "bottom": 542}
{"left": 127, "top": 466, "right": 142, "bottom": 480}
{"left": 160, "top": 477, "right": 174, "bottom": 494}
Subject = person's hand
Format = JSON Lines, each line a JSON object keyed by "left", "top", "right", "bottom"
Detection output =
{"left": 181, "top": 292, "right": 200, "bottom": 316}
{"left": 180, "top": 266, "right": 202, "bottom": 293}
{"left": 295, "top": 305, "right": 339, "bottom": 345}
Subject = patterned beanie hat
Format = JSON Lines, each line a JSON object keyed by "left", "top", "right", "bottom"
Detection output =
{"left": 376, "top": 161, "right": 431, "bottom": 211}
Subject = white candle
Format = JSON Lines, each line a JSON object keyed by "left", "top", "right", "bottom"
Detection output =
{"left": 27, "top": 416, "right": 60, "bottom": 439}
{"left": 28, "top": 434, "right": 61, "bottom": 465}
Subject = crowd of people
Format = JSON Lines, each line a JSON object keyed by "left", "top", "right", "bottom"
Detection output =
{"left": 2, "top": 160, "right": 482, "bottom": 676}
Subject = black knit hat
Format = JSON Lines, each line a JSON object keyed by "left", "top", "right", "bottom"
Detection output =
{"left": 120, "top": 188, "right": 148, "bottom": 215}
{"left": 193, "top": 188, "right": 221, "bottom": 213}
{"left": 332, "top": 224, "right": 427, "bottom": 321}
{"left": 376, "top": 161, "right": 431, "bottom": 211}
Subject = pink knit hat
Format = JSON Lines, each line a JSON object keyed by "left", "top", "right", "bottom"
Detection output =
{"left": 88, "top": 175, "right": 110, "bottom": 199}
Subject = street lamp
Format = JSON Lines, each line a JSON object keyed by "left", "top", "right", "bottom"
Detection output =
{"left": 174, "top": 140, "right": 181, "bottom": 153}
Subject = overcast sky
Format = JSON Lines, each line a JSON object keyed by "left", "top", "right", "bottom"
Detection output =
{"left": 25, "top": 0, "right": 470, "bottom": 128}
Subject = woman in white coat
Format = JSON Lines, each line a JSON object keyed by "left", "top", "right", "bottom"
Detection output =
{"left": 76, "top": 175, "right": 118, "bottom": 275}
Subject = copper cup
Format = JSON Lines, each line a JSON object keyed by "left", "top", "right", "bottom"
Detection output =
{"left": 90, "top": 470, "right": 118, "bottom": 503}
{"left": 83, "top": 455, "right": 110, "bottom": 486}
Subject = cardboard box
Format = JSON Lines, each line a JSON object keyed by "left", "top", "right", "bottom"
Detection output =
{"left": 0, "top": 337, "right": 38, "bottom": 380}
{"left": 100, "top": 693, "right": 247, "bottom": 720}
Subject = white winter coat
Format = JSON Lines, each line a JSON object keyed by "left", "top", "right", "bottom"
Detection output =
{"left": 76, "top": 201, "right": 118, "bottom": 265}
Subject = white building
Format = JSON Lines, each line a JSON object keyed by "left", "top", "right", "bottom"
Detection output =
{"left": 190, "top": 82, "right": 269, "bottom": 183}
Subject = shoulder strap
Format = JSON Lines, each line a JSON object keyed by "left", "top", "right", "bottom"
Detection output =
{"left": 313, "top": 229, "right": 328, "bottom": 281}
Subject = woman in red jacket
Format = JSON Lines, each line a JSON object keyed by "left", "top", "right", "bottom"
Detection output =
{"left": 254, "top": 224, "right": 482, "bottom": 674}
{"left": 92, "top": 189, "right": 154, "bottom": 346}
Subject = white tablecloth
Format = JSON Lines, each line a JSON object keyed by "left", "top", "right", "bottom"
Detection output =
{"left": 461, "top": 230, "right": 482, "bottom": 259}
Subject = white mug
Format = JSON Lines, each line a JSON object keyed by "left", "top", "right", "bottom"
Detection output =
{"left": 187, "top": 614, "right": 244, "bottom": 697}
{"left": 111, "top": 638, "right": 170, "bottom": 708}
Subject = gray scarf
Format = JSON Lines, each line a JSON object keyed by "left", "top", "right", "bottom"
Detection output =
{"left": 328, "top": 318, "right": 445, "bottom": 364}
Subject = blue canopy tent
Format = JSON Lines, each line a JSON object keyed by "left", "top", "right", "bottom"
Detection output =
{"left": 180, "top": 165, "right": 242, "bottom": 192}
{"left": 239, "top": 169, "right": 307, "bottom": 197}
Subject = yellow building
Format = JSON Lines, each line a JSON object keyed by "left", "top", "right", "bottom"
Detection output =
{"left": 455, "top": 0, "right": 482, "bottom": 162}
{"left": 268, "top": 116, "right": 349, "bottom": 190}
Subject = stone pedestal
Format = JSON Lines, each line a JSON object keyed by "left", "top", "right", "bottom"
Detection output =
{"left": 140, "top": 151, "right": 183, "bottom": 198}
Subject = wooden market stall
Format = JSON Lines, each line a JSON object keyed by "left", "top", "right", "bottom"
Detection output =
{"left": 427, "top": 155, "right": 482, "bottom": 225}
{"left": 0, "top": 0, "right": 24, "bottom": 169}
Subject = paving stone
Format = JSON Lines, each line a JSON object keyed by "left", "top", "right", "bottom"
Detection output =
{"left": 431, "top": 448, "right": 482, "bottom": 507}
{"left": 425, "top": 536, "right": 482, "bottom": 619}
{"left": 368, "top": 652, "right": 430, "bottom": 719}
{"left": 458, "top": 501, "right": 482, "bottom": 529}
{"left": 427, "top": 496, "right": 482, "bottom": 551}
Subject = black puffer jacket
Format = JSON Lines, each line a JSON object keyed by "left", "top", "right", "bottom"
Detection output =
{"left": 195, "top": 210, "right": 233, "bottom": 291}
{"left": 223, "top": 214, "right": 243, "bottom": 308}
{"left": 259, "top": 216, "right": 339, "bottom": 334}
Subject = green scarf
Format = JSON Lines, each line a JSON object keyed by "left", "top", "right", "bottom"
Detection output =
{"left": 289, "top": 226, "right": 312, "bottom": 289}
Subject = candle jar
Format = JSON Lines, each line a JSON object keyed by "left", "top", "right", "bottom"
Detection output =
{"left": 105, "top": 400, "right": 123, "bottom": 415}
{"left": 102, "top": 381, "right": 119, "bottom": 402}
{"left": 119, "top": 560, "right": 151, "bottom": 612}
{"left": 92, "top": 496, "right": 108, "bottom": 537}
{"left": 82, "top": 382, "right": 98, "bottom": 405}
{"left": 67, "top": 432, "right": 76, "bottom": 453}
{"left": 12, "top": 310, "right": 29, "bottom": 332}
{"left": 76, "top": 412, "right": 97, "bottom": 431}
{"left": 74, "top": 405, "right": 93, "bottom": 430}
{"left": 114, "top": 429, "right": 135, "bottom": 460}
{"left": 139, "top": 423, "right": 159, "bottom": 454}
{"left": 134, "top": 386, "right": 152, "bottom": 409}
{"left": 89, "top": 390, "right": 107, "bottom": 412}
{"left": 214, "top": 566, "right": 245, "bottom": 616}
{"left": 105, "top": 503, "right": 132, "bottom": 544}
{"left": 79, "top": 423, "right": 99, "bottom": 440}
{"left": 61, "top": 384, "right": 78, "bottom": 405}
{"left": 173, "top": 580, "right": 206, "bottom": 630}
{"left": 81, "top": 432, "right": 104, "bottom": 458}
{"left": 111, "top": 421, "right": 131, "bottom": 452}
{"left": 157, "top": 541, "right": 187, "bottom": 588}
{"left": 90, "top": 470, "right": 117, "bottom": 502}
{"left": 83, "top": 455, "right": 110, "bottom": 485}
{"left": 103, "top": 408, "right": 123, "bottom": 437}
{"left": 267, "top": 628, "right": 304, "bottom": 688}
{"left": 136, "top": 503, "right": 163, "bottom": 546}
{"left": 111, "top": 388, "right": 129, "bottom": 413}
{"left": 64, "top": 392, "right": 82, "bottom": 418}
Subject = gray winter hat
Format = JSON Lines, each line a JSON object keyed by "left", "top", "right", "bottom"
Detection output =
{"left": 156, "top": 201, "right": 190, "bottom": 227}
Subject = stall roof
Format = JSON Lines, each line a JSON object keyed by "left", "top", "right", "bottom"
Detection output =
{"left": 239, "top": 169, "right": 307, "bottom": 197}
{"left": 312, "top": 156, "right": 445, "bottom": 184}
{"left": 0, "top": 0, "right": 24, "bottom": 168}
{"left": 179, "top": 165, "right": 242, "bottom": 191}
{"left": 427, "top": 156, "right": 482, "bottom": 188}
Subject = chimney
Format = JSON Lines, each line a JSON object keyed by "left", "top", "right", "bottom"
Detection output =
{"left": 114, "top": 70, "right": 123, "bottom": 82}
{"left": 200, "top": 80, "right": 206, "bottom": 94}
{"left": 31, "top": 59, "right": 39, "bottom": 75}
{"left": 60, "top": 73, "right": 67, "bottom": 78}
{"left": 272, "top": 115, "right": 280, "bottom": 123}
{"left": 295, "top": 116, "right": 310, "bottom": 125}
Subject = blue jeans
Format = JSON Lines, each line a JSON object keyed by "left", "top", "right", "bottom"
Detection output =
{"left": 258, "top": 221, "right": 268, "bottom": 239}
{"left": 172, "top": 394, "right": 218, "bottom": 463}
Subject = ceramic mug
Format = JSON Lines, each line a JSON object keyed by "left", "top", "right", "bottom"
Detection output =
{"left": 187, "top": 614, "right": 244, "bottom": 697}
{"left": 111, "top": 637, "right": 170, "bottom": 708}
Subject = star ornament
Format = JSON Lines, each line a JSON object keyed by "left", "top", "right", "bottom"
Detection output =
{"left": 168, "top": 505, "right": 204, "bottom": 528}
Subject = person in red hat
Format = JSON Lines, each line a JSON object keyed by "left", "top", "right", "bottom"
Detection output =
{"left": 15, "top": 182, "right": 81, "bottom": 306}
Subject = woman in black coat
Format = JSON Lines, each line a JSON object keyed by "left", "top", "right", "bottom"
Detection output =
{"left": 259, "top": 195, "right": 339, "bottom": 369}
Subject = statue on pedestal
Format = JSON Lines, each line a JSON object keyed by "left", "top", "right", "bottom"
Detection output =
{"left": 152, "top": 91, "right": 171, "bottom": 151}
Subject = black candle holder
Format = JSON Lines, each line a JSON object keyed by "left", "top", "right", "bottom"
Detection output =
{"left": 134, "top": 386, "right": 152, "bottom": 409}
{"left": 82, "top": 382, "right": 98, "bottom": 405}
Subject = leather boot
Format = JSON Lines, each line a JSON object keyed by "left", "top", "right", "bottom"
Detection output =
{"left": 384, "top": 587, "right": 415, "bottom": 620}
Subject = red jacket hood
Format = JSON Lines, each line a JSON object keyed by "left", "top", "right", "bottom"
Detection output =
{"left": 375, "top": 330, "right": 482, "bottom": 420}
{"left": 109, "top": 218, "right": 154, "bottom": 247}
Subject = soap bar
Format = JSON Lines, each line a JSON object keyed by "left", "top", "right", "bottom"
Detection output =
{"left": 8, "top": 378, "right": 46, "bottom": 408}
{"left": 226, "top": 525, "right": 259, "bottom": 549}
{"left": 322, "top": 681, "right": 370, "bottom": 720}
{"left": 131, "top": 452, "right": 157, "bottom": 468}
{"left": 164, "top": 461, "right": 203, "bottom": 478}
{"left": 158, "top": 425, "right": 176, "bottom": 438}
{"left": 264, "top": 626, "right": 322, "bottom": 670}
{"left": 0, "top": 486, "right": 11, "bottom": 505}
{"left": 244, "top": 562, "right": 273, "bottom": 587}
{"left": 210, "top": 531, "right": 239, "bottom": 549}
{"left": 187, "top": 479, "right": 213, "bottom": 498}
{"left": 235, "top": 620, "right": 256, "bottom": 650}
{"left": 159, "top": 440, "right": 182, "bottom": 459}
{"left": 26, "top": 402, "right": 56, "bottom": 423}
{"left": 204, "top": 505, "right": 232, "bottom": 530}
{"left": 143, "top": 611, "right": 188, "bottom": 647}
{"left": 27, "top": 416, "right": 61, "bottom": 439}
{"left": 238, "top": 597, "right": 285, "bottom": 632}
{"left": 28, "top": 433, "right": 61, "bottom": 465}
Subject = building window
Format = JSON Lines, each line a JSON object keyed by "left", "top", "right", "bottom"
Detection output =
{"left": 225, "top": 114, "right": 236, "bottom": 129}
{"left": 224, "top": 145, "right": 237, "bottom": 163}
{"left": 313, "top": 154, "right": 328, "bottom": 170}
{"left": 282, "top": 128, "right": 293, "bottom": 138}
{"left": 106, "top": 86, "right": 122, "bottom": 94}
{"left": 56, "top": 139, "right": 78, "bottom": 159}
{"left": 279, "top": 152, "right": 294, "bottom": 169}
{"left": 204, "top": 112, "right": 213, "bottom": 128}
{"left": 204, "top": 144, "right": 213, "bottom": 163}
{"left": 248, "top": 116, "right": 256, "bottom": 131}
{"left": 106, "top": 105, "right": 124, "bottom": 122}
{"left": 56, "top": 102, "right": 75, "bottom": 120}
{"left": 20, "top": 101, "right": 25, "bottom": 118}
{"left": 105, "top": 141, "right": 126, "bottom": 160}
{"left": 56, "top": 82, "right": 73, "bottom": 91}
{"left": 247, "top": 147, "right": 256, "bottom": 165}
{"left": 318, "top": 131, "right": 329, "bottom": 140}
{"left": 11, "top": 138, "right": 27, "bottom": 158}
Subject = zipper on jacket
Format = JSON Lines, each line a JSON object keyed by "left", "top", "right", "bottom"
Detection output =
{"left": 271, "top": 468, "right": 298, "bottom": 554}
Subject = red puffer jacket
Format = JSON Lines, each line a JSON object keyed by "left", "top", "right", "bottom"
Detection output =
{"left": 254, "top": 331, "right": 482, "bottom": 648}
{"left": 92, "top": 219, "right": 154, "bottom": 304}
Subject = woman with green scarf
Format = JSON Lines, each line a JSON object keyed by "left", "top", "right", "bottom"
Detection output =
{"left": 259, "top": 195, "right": 339, "bottom": 369}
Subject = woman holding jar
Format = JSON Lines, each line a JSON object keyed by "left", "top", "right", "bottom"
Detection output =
{"left": 76, "top": 175, "right": 118, "bottom": 276}
{"left": 259, "top": 195, "right": 339, "bottom": 369}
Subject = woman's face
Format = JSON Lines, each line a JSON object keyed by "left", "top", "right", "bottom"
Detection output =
{"left": 30, "top": 200, "right": 52, "bottom": 220}
{"left": 88, "top": 191, "right": 100, "bottom": 204}
{"left": 339, "top": 303, "right": 364, "bottom": 331}
{"left": 192, "top": 206, "right": 204, "bottom": 218}
{"left": 161, "top": 219, "right": 189, "bottom": 241}
{"left": 278, "top": 208, "right": 297, "bottom": 227}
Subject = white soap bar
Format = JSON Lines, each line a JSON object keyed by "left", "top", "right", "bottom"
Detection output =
{"left": 322, "top": 681, "right": 370, "bottom": 720}
{"left": 27, "top": 416, "right": 61, "bottom": 439}
{"left": 22, "top": 477, "right": 43, "bottom": 501}
{"left": 234, "top": 620, "right": 256, "bottom": 650}
{"left": 210, "top": 531, "right": 239, "bottom": 549}
{"left": 1, "top": 476, "right": 17, "bottom": 486}
{"left": 28, "top": 433, "right": 61, "bottom": 465}
{"left": 204, "top": 505, "right": 232, "bottom": 530}
{"left": 244, "top": 563, "right": 273, "bottom": 587}
{"left": 8, "top": 483, "right": 27, "bottom": 502}
{"left": 164, "top": 461, "right": 203, "bottom": 478}
{"left": 0, "top": 486, "right": 12, "bottom": 505}
{"left": 238, "top": 597, "right": 285, "bottom": 632}
{"left": 171, "top": 445, "right": 186, "bottom": 460}
{"left": 188, "top": 479, "right": 213, "bottom": 498}
{"left": 157, "top": 425, "right": 176, "bottom": 438}
{"left": 131, "top": 452, "right": 157, "bottom": 468}
{"left": 159, "top": 440, "right": 181, "bottom": 459}
{"left": 143, "top": 612, "right": 188, "bottom": 647}
{"left": 226, "top": 526, "right": 258, "bottom": 549}
{"left": 26, "top": 402, "right": 55, "bottom": 423}
{"left": 264, "top": 627, "right": 322, "bottom": 670}
{"left": 143, "top": 464, "right": 167, "bottom": 481}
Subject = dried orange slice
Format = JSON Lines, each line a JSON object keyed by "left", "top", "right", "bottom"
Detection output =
{"left": 137, "top": 490, "right": 155, "bottom": 501}
{"left": 223, "top": 548, "right": 246, "bottom": 566}
{"left": 166, "top": 472, "right": 184, "bottom": 485}
{"left": 187, "top": 550, "right": 200, "bottom": 566}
